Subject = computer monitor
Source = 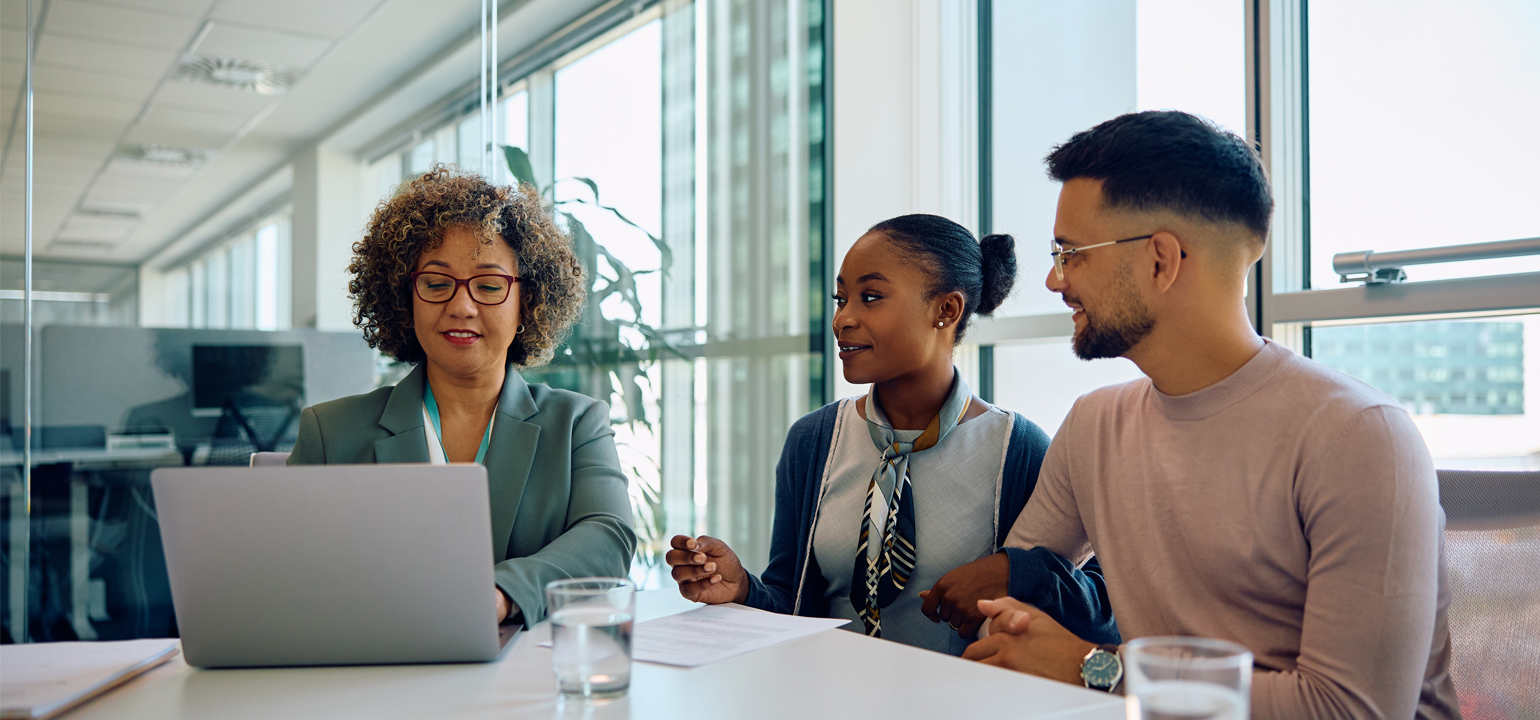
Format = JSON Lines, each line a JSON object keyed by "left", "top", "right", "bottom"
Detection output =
{"left": 191, "top": 345, "right": 305, "bottom": 414}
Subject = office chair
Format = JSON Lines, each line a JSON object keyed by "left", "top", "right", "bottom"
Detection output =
{"left": 207, "top": 398, "right": 300, "bottom": 466}
{"left": 1436, "top": 469, "right": 1540, "bottom": 718}
{"left": 249, "top": 452, "right": 292, "bottom": 467}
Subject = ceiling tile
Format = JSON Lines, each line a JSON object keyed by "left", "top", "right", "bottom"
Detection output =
{"left": 31, "top": 114, "right": 130, "bottom": 141}
{"left": 122, "top": 121, "right": 231, "bottom": 150}
{"left": 44, "top": 0, "right": 201, "bottom": 51}
{"left": 70, "top": 187, "right": 157, "bottom": 214}
{"left": 155, "top": 78, "right": 276, "bottom": 115}
{"left": 57, "top": 213, "right": 137, "bottom": 241}
{"left": 87, "top": 174, "right": 183, "bottom": 202}
{"left": 32, "top": 91, "right": 141, "bottom": 121}
{"left": 141, "top": 103, "right": 248, "bottom": 133}
{"left": 99, "top": 156, "right": 199, "bottom": 182}
{"left": 80, "top": 0, "right": 217, "bottom": 18}
{"left": 2, "top": 0, "right": 26, "bottom": 31}
{"left": 2, "top": 28, "right": 24, "bottom": 61}
{"left": 208, "top": 0, "right": 381, "bottom": 40}
{"left": 35, "top": 34, "right": 178, "bottom": 78}
{"left": 33, "top": 135, "right": 117, "bottom": 158}
{"left": 193, "top": 22, "right": 332, "bottom": 68}
{"left": 30, "top": 64, "right": 160, "bottom": 101}
{"left": 1, "top": 60, "right": 20, "bottom": 86}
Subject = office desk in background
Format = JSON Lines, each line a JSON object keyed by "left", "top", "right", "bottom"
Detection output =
{"left": 3, "top": 447, "right": 183, "bottom": 642}
{"left": 59, "top": 590, "right": 1126, "bottom": 720}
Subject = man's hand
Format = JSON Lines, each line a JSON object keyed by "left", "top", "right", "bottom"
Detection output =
{"left": 664, "top": 535, "right": 750, "bottom": 605}
{"left": 961, "top": 597, "right": 1094, "bottom": 685}
{"left": 919, "top": 552, "right": 1010, "bottom": 638}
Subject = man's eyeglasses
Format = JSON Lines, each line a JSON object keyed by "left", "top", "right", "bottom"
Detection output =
{"left": 410, "top": 271, "right": 521, "bottom": 305}
{"left": 1049, "top": 234, "right": 1185, "bottom": 280}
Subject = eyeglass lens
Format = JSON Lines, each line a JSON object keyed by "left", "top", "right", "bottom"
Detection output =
{"left": 415, "top": 273, "right": 511, "bottom": 304}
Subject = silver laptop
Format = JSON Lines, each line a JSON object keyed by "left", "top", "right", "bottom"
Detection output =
{"left": 152, "top": 464, "right": 504, "bottom": 668}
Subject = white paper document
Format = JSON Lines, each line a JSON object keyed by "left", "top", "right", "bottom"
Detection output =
{"left": 1, "top": 638, "right": 179, "bottom": 719}
{"left": 630, "top": 605, "right": 849, "bottom": 667}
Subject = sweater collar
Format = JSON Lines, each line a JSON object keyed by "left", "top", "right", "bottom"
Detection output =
{"left": 1147, "top": 338, "right": 1291, "bottom": 422}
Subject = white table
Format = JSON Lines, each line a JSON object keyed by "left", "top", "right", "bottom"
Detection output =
{"left": 61, "top": 590, "right": 1127, "bottom": 720}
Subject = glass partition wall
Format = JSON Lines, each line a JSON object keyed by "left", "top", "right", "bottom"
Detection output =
{"left": 3, "top": 0, "right": 829, "bottom": 642}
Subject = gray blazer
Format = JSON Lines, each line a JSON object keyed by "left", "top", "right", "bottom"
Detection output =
{"left": 287, "top": 363, "right": 636, "bottom": 626}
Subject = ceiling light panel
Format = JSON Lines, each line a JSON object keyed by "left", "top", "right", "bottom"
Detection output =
{"left": 100, "top": 156, "right": 200, "bottom": 182}
{"left": 46, "top": 239, "right": 117, "bottom": 257}
{"left": 34, "top": 35, "right": 178, "bottom": 78}
{"left": 43, "top": 0, "right": 201, "bottom": 51}
{"left": 123, "top": 124, "right": 233, "bottom": 152}
{"left": 58, "top": 214, "right": 138, "bottom": 242}
{"left": 193, "top": 23, "right": 332, "bottom": 69}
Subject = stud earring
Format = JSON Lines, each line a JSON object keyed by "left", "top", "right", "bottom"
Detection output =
{"left": 937, "top": 320, "right": 945, "bottom": 328}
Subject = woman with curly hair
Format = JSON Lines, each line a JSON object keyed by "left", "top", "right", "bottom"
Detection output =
{"left": 287, "top": 167, "right": 635, "bottom": 628}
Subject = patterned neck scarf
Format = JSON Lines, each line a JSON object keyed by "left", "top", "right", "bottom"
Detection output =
{"left": 849, "top": 370, "right": 972, "bottom": 637}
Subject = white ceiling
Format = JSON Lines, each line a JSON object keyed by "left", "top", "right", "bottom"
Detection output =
{"left": 0, "top": 0, "right": 385, "bottom": 260}
{"left": 1, "top": 0, "right": 606, "bottom": 266}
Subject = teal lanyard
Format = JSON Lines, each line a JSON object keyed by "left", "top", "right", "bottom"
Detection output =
{"left": 424, "top": 383, "right": 493, "bottom": 464}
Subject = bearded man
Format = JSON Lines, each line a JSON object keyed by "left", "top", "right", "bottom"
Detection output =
{"left": 922, "top": 111, "right": 1458, "bottom": 720}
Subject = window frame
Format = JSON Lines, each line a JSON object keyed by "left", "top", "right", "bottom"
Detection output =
{"left": 970, "top": 0, "right": 1540, "bottom": 362}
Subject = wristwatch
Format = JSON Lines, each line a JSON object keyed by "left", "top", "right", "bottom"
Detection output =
{"left": 1080, "top": 644, "right": 1123, "bottom": 692}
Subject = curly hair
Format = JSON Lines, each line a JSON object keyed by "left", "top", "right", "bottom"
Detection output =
{"left": 348, "top": 165, "right": 586, "bottom": 367}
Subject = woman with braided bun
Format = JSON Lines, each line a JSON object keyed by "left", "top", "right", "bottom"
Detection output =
{"left": 288, "top": 166, "right": 635, "bottom": 629}
{"left": 665, "top": 214, "right": 1116, "bottom": 655}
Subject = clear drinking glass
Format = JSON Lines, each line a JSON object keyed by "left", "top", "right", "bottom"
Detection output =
{"left": 546, "top": 578, "right": 635, "bottom": 700}
{"left": 1124, "top": 636, "right": 1253, "bottom": 720}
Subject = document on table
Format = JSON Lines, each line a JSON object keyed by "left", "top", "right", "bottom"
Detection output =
{"left": 1, "top": 638, "right": 179, "bottom": 720}
{"left": 631, "top": 605, "right": 849, "bottom": 667}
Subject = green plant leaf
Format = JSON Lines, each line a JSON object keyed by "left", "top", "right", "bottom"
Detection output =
{"left": 500, "top": 145, "right": 538, "bottom": 189}
{"left": 573, "top": 176, "right": 601, "bottom": 205}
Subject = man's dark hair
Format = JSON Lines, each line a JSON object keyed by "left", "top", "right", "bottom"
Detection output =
{"left": 1046, "top": 111, "right": 1272, "bottom": 240}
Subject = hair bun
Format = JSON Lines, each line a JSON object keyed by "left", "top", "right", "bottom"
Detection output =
{"left": 977, "top": 233, "right": 1017, "bottom": 316}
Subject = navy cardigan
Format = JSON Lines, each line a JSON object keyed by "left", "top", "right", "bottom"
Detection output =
{"left": 741, "top": 401, "right": 1119, "bottom": 645}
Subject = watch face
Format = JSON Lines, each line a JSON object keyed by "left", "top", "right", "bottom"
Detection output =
{"left": 1083, "top": 650, "right": 1122, "bottom": 688}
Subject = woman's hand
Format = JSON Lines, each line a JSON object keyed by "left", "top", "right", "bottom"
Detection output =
{"left": 665, "top": 535, "right": 750, "bottom": 605}
{"left": 495, "top": 588, "right": 512, "bottom": 622}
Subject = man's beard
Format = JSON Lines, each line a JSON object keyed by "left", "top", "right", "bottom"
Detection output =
{"left": 1071, "top": 272, "right": 1155, "bottom": 360}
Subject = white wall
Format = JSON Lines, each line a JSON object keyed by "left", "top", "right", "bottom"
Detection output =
{"left": 291, "top": 145, "right": 366, "bottom": 331}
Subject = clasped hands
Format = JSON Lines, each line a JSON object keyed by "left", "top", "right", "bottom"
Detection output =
{"left": 921, "top": 552, "right": 1092, "bottom": 683}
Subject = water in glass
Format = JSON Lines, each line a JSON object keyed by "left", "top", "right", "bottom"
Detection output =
{"left": 551, "top": 604, "right": 633, "bottom": 699}
{"left": 1131, "top": 679, "right": 1245, "bottom": 720}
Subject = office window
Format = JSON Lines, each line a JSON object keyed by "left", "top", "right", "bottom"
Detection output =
{"left": 1313, "top": 315, "right": 1536, "bottom": 467}
{"left": 358, "top": 2, "right": 828, "bottom": 578}
{"left": 175, "top": 215, "right": 291, "bottom": 332}
{"left": 988, "top": 0, "right": 1246, "bottom": 320}
{"left": 984, "top": 0, "right": 1246, "bottom": 430}
{"left": 1307, "top": 0, "right": 1540, "bottom": 288}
